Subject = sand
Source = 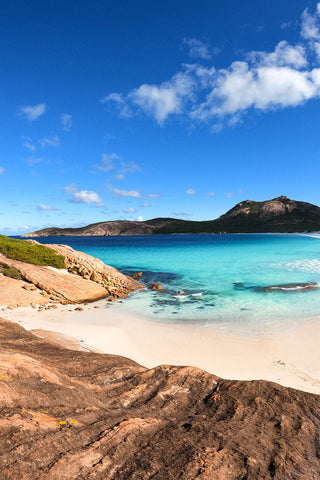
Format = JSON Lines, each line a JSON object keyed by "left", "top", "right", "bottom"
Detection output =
{"left": 1, "top": 301, "right": 320, "bottom": 395}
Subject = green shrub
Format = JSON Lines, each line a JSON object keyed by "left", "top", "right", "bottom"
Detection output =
{"left": 0, "top": 235, "right": 65, "bottom": 269}
{"left": 0, "top": 265, "right": 22, "bottom": 280}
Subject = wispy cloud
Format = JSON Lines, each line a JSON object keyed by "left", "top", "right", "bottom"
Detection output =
{"left": 183, "top": 38, "right": 212, "bottom": 60}
{"left": 62, "top": 183, "right": 78, "bottom": 194}
{"left": 95, "top": 154, "right": 139, "bottom": 180}
{"left": 225, "top": 192, "right": 235, "bottom": 199}
{"left": 109, "top": 185, "right": 141, "bottom": 198}
{"left": 0, "top": 167, "right": 4, "bottom": 174}
{"left": 148, "top": 193, "right": 161, "bottom": 199}
{"left": 103, "top": 5, "right": 320, "bottom": 128}
{"left": 95, "top": 153, "right": 120, "bottom": 172}
{"left": 37, "top": 204, "right": 59, "bottom": 211}
{"left": 19, "top": 103, "right": 46, "bottom": 121}
{"left": 140, "top": 202, "right": 150, "bottom": 207}
{"left": 23, "top": 138, "right": 36, "bottom": 152}
{"left": 25, "top": 157, "right": 43, "bottom": 167}
{"left": 124, "top": 207, "right": 136, "bottom": 213}
{"left": 172, "top": 211, "right": 193, "bottom": 218}
{"left": 40, "top": 135, "right": 60, "bottom": 147}
{"left": 100, "top": 92, "right": 132, "bottom": 118}
{"left": 121, "top": 161, "right": 140, "bottom": 174}
{"left": 186, "top": 188, "right": 196, "bottom": 195}
{"left": 115, "top": 173, "right": 125, "bottom": 180}
{"left": 61, "top": 113, "right": 72, "bottom": 131}
{"left": 207, "top": 191, "right": 215, "bottom": 196}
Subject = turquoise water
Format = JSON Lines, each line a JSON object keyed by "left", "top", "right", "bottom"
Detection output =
{"left": 35, "top": 234, "right": 320, "bottom": 334}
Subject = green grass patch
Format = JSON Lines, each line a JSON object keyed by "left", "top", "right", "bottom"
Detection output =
{"left": 0, "top": 235, "right": 65, "bottom": 268}
{"left": 0, "top": 265, "right": 22, "bottom": 280}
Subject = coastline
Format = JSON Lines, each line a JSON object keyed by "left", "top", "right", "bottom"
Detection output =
{"left": 2, "top": 301, "right": 320, "bottom": 395}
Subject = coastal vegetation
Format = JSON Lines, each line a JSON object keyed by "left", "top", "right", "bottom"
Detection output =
{"left": 0, "top": 265, "right": 22, "bottom": 280}
{"left": 0, "top": 235, "right": 65, "bottom": 268}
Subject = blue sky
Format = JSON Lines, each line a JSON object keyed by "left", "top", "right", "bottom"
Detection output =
{"left": 2, "top": 0, "right": 320, "bottom": 234}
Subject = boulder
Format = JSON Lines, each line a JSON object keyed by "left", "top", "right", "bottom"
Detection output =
{"left": 149, "top": 283, "right": 163, "bottom": 291}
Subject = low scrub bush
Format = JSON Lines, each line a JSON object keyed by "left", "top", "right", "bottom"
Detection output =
{"left": 0, "top": 235, "right": 65, "bottom": 269}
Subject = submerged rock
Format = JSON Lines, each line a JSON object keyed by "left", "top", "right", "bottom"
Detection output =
{"left": 258, "top": 282, "right": 319, "bottom": 292}
{"left": 149, "top": 283, "right": 163, "bottom": 291}
{"left": 131, "top": 271, "right": 142, "bottom": 278}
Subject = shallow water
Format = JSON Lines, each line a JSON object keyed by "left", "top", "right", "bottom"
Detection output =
{"left": 33, "top": 234, "right": 320, "bottom": 334}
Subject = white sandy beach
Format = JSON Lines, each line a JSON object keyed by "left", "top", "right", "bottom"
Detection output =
{"left": 1, "top": 301, "right": 320, "bottom": 395}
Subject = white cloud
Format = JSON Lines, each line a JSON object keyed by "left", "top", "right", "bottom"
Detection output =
{"left": 301, "top": 6, "right": 320, "bottom": 61}
{"left": 40, "top": 135, "right": 60, "bottom": 147}
{"left": 183, "top": 38, "right": 212, "bottom": 60}
{"left": 109, "top": 185, "right": 141, "bottom": 197}
{"left": 62, "top": 183, "right": 78, "bottom": 194}
{"left": 103, "top": 5, "right": 320, "bottom": 127}
{"left": 301, "top": 7, "right": 320, "bottom": 40}
{"left": 137, "top": 215, "right": 144, "bottom": 222}
{"left": 186, "top": 188, "right": 196, "bottom": 195}
{"left": 71, "top": 190, "right": 104, "bottom": 207}
{"left": 140, "top": 202, "right": 150, "bottom": 207}
{"left": 207, "top": 191, "right": 215, "bottom": 196}
{"left": 148, "top": 193, "right": 161, "bottom": 199}
{"left": 192, "top": 62, "right": 320, "bottom": 121}
{"left": 248, "top": 41, "right": 307, "bottom": 68}
{"left": 0, "top": 167, "right": 4, "bottom": 174}
{"left": 37, "top": 204, "right": 58, "bottom": 211}
{"left": 95, "top": 153, "right": 121, "bottom": 172}
{"left": 124, "top": 208, "right": 136, "bottom": 213}
{"left": 225, "top": 192, "right": 235, "bottom": 199}
{"left": 19, "top": 103, "right": 46, "bottom": 121}
{"left": 129, "top": 71, "right": 196, "bottom": 124}
{"left": 61, "top": 113, "right": 72, "bottom": 131}
{"left": 62, "top": 183, "right": 103, "bottom": 207}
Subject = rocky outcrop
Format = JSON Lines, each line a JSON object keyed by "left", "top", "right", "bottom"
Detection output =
{"left": 0, "top": 275, "right": 46, "bottom": 308}
{"left": 0, "top": 253, "right": 109, "bottom": 304}
{"left": 23, "top": 196, "right": 320, "bottom": 236}
{"left": 45, "top": 243, "right": 143, "bottom": 298}
{"left": 1, "top": 317, "right": 320, "bottom": 479}
{"left": 0, "top": 245, "right": 142, "bottom": 307}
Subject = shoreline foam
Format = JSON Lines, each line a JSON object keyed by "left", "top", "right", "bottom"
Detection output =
{"left": 2, "top": 301, "right": 320, "bottom": 395}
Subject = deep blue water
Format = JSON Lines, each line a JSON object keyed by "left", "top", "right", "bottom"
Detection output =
{"left": 30, "top": 233, "right": 320, "bottom": 333}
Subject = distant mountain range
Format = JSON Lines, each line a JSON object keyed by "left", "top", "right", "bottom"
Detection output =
{"left": 23, "top": 196, "right": 320, "bottom": 236}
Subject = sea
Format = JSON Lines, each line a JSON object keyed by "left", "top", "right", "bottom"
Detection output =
{"left": 31, "top": 233, "right": 320, "bottom": 335}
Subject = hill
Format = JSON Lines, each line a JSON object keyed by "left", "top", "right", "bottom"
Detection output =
{"left": 23, "top": 196, "right": 320, "bottom": 236}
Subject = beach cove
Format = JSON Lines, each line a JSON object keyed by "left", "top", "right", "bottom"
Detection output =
{"left": 2, "top": 301, "right": 320, "bottom": 395}
{"left": 1, "top": 232, "right": 319, "bottom": 394}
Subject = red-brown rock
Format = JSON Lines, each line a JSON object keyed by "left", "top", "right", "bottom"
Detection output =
{"left": 0, "top": 318, "right": 320, "bottom": 479}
